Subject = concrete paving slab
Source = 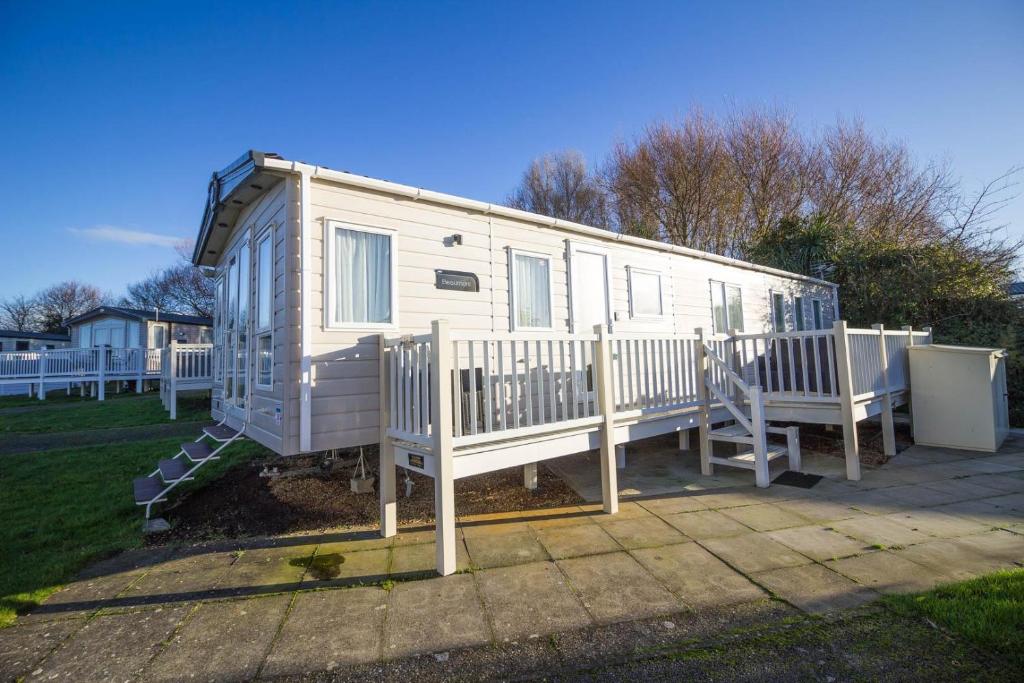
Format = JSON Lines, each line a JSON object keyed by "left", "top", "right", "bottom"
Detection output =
{"left": 0, "top": 619, "right": 81, "bottom": 681}
{"left": 215, "top": 547, "right": 311, "bottom": 598}
{"left": 881, "top": 464, "right": 967, "bottom": 485}
{"left": 261, "top": 587, "right": 386, "bottom": 677}
{"left": 476, "top": 561, "right": 591, "bottom": 641}
{"left": 459, "top": 519, "right": 533, "bottom": 537}
{"left": 922, "top": 478, "right": 1011, "bottom": 502}
{"left": 20, "top": 569, "right": 144, "bottom": 622}
{"left": 826, "top": 551, "right": 947, "bottom": 594}
{"left": 557, "top": 552, "right": 681, "bottom": 623}
{"left": 883, "top": 509, "right": 995, "bottom": 538}
{"left": 893, "top": 538, "right": 1011, "bottom": 581}
{"left": 153, "top": 549, "right": 240, "bottom": 574}
{"left": 113, "top": 566, "right": 230, "bottom": 609}
{"left": 583, "top": 501, "right": 656, "bottom": 522}
{"left": 687, "top": 489, "right": 766, "bottom": 510}
{"left": 300, "top": 547, "right": 390, "bottom": 588}
{"left": 989, "top": 492, "right": 1024, "bottom": 511}
{"left": 931, "top": 499, "right": 1022, "bottom": 527}
{"left": 719, "top": 503, "right": 812, "bottom": 531}
{"left": 700, "top": 533, "right": 812, "bottom": 573}
{"left": 598, "top": 516, "right": 687, "bottom": 549}
{"left": 520, "top": 506, "right": 595, "bottom": 529}
{"left": 464, "top": 530, "right": 550, "bottom": 569}
{"left": 309, "top": 528, "right": 395, "bottom": 552}
{"left": 31, "top": 605, "right": 189, "bottom": 681}
{"left": 828, "top": 515, "right": 931, "bottom": 548}
{"left": 535, "top": 523, "right": 623, "bottom": 560}
{"left": 962, "top": 474, "right": 1024, "bottom": 493}
{"left": 662, "top": 510, "right": 758, "bottom": 540}
{"left": 953, "top": 529, "right": 1024, "bottom": 565}
{"left": 866, "top": 484, "right": 958, "bottom": 508}
{"left": 384, "top": 573, "right": 490, "bottom": 659}
{"left": 635, "top": 494, "right": 711, "bottom": 515}
{"left": 390, "top": 539, "right": 471, "bottom": 578}
{"left": 766, "top": 526, "right": 873, "bottom": 561}
{"left": 772, "top": 497, "right": 866, "bottom": 524}
{"left": 753, "top": 563, "right": 877, "bottom": 613}
{"left": 630, "top": 543, "right": 767, "bottom": 607}
{"left": 143, "top": 593, "right": 290, "bottom": 682}
{"left": 946, "top": 458, "right": 1021, "bottom": 476}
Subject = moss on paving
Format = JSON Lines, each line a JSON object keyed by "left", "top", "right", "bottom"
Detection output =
{"left": 0, "top": 393, "right": 209, "bottom": 433}
{"left": 0, "top": 436, "right": 270, "bottom": 627}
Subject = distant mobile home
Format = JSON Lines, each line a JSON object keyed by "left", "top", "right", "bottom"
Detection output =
{"left": 193, "top": 151, "right": 839, "bottom": 456}
{"left": 0, "top": 329, "right": 71, "bottom": 352}
{"left": 65, "top": 306, "right": 213, "bottom": 349}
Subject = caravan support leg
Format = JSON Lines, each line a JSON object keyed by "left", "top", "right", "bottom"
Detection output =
{"left": 678, "top": 428, "right": 691, "bottom": 452}
{"left": 523, "top": 462, "right": 538, "bottom": 490}
{"left": 379, "top": 440, "right": 397, "bottom": 538}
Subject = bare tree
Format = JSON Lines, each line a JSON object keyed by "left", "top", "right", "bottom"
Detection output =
{"left": 506, "top": 151, "right": 608, "bottom": 227}
{"left": 0, "top": 295, "right": 41, "bottom": 331}
{"left": 121, "top": 241, "right": 215, "bottom": 318}
{"left": 36, "top": 281, "right": 104, "bottom": 332}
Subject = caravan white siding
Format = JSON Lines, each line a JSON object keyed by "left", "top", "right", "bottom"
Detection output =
{"left": 292, "top": 176, "right": 836, "bottom": 453}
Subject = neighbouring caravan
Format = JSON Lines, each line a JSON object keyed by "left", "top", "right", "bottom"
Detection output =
{"left": 65, "top": 306, "right": 213, "bottom": 349}
{"left": 193, "top": 151, "right": 838, "bottom": 455}
{"left": 190, "top": 151, "right": 931, "bottom": 574}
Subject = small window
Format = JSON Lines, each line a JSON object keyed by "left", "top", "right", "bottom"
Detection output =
{"left": 327, "top": 222, "right": 395, "bottom": 327}
{"left": 771, "top": 291, "right": 786, "bottom": 332}
{"left": 80, "top": 323, "right": 92, "bottom": 347}
{"left": 812, "top": 299, "right": 824, "bottom": 330}
{"left": 256, "top": 233, "right": 272, "bottom": 331}
{"left": 510, "top": 250, "right": 553, "bottom": 330}
{"left": 793, "top": 296, "right": 805, "bottom": 331}
{"left": 16, "top": 341, "right": 29, "bottom": 351}
{"left": 710, "top": 281, "right": 744, "bottom": 333}
{"left": 627, "top": 267, "right": 664, "bottom": 318}
{"left": 256, "top": 334, "right": 272, "bottom": 387}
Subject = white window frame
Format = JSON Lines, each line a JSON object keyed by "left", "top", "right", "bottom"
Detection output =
{"left": 770, "top": 290, "right": 787, "bottom": 332}
{"left": 567, "top": 241, "right": 613, "bottom": 333}
{"left": 508, "top": 247, "right": 556, "bottom": 332}
{"left": 627, "top": 266, "right": 665, "bottom": 320}
{"left": 255, "top": 227, "right": 274, "bottom": 389}
{"left": 793, "top": 295, "right": 806, "bottom": 331}
{"left": 812, "top": 298, "right": 824, "bottom": 330}
{"left": 324, "top": 220, "right": 399, "bottom": 331}
{"left": 709, "top": 280, "right": 744, "bottom": 333}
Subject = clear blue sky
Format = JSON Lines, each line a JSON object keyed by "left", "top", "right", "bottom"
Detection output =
{"left": 1, "top": 0, "right": 1022, "bottom": 298}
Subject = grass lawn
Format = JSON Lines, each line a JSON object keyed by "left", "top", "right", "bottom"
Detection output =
{"left": 0, "top": 392, "right": 209, "bottom": 433}
{"left": 884, "top": 569, "right": 1024, "bottom": 669}
{"left": 0, "top": 386, "right": 143, "bottom": 410}
{"left": 0, "top": 436, "right": 271, "bottom": 627}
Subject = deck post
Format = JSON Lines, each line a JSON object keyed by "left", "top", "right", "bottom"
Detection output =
{"left": 872, "top": 324, "right": 896, "bottom": 456}
{"left": 694, "top": 328, "right": 712, "bottom": 476}
{"left": 97, "top": 348, "right": 106, "bottom": 401}
{"left": 37, "top": 350, "right": 46, "bottom": 400}
{"left": 750, "top": 386, "right": 770, "bottom": 487}
{"left": 678, "top": 428, "right": 691, "bottom": 452}
{"left": 378, "top": 333, "right": 398, "bottom": 538}
{"left": 430, "top": 319, "right": 457, "bottom": 576}
{"left": 523, "top": 463, "right": 538, "bottom": 490}
{"left": 168, "top": 341, "right": 178, "bottom": 420}
{"left": 832, "top": 320, "right": 861, "bottom": 480}
{"left": 136, "top": 349, "right": 144, "bottom": 393}
{"left": 594, "top": 324, "right": 619, "bottom": 514}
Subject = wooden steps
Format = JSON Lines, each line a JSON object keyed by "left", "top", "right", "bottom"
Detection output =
{"left": 708, "top": 445, "right": 788, "bottom": 470}
{"left": 182, "top": 442, "right": 215, "bottom": 462}
{"left": 158, "top": 458, "right": 192, "bottom": 483}
{"left": 203, "top": 424, "right": 240, "bottom": 442}
{"left": 133, "top": 476, "right": 166, "bottom": 505}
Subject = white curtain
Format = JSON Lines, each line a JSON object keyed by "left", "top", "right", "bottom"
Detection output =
{"left": 630, "top": 270, "right": 662, "bottom": 316}
{"left": 335, "top": 228, "right": 391, "bottom": 324}
{"left": 515, "top": 254, "right": 551, "bottom": 328}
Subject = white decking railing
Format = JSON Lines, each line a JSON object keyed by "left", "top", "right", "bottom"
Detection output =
{"left": 0, "top": 344, "right": 211, "bottom": 409}
{"left": 382, "top": 320, "right": 932, "bottom": 453}
{"left": 159, "top": 342, "right": 215, "bottom": 419}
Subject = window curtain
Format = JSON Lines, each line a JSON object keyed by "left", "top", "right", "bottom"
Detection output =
{"left": 631, "top": 270, "right": 662, "bottom": 316}
{"left": 711, "top": 283, "right": 727, "bottom": 333}
{"left": 726, "top": 285, "right": 744, "bottom": 332}
{"left": 335, "top": 228, "right": 391, "bottom": 324}
{"left": 515, "top": 254, "right": 551, "bottom": 328}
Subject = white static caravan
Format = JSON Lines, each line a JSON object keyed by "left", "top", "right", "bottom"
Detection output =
{"left": 194, "top": 151, "right": 928, "bottom": 574}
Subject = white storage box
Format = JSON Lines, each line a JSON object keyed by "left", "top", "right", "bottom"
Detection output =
{"left": 908, "top": 344, "right": 1009, "bottom": 452}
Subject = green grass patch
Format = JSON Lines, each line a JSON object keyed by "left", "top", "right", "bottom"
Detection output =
{"left": 0, "top": 393, "right": 209, "bottom": 433}
{"left": 884, "top": 569, "right": 1024, "bottom": 668}
{"left": 0, "top": 386, "right": 143, "bottom": 410}
{"left": 0, "top": 436, "right": 270, "bottom": 627}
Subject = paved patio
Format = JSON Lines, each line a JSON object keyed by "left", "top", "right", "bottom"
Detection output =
{"left": 3, "top": 435, "right": 1024, "bottom": 681}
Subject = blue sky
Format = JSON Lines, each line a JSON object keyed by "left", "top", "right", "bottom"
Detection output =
{"left": 1, "top": 1, "right": 1022, "bottom": 297}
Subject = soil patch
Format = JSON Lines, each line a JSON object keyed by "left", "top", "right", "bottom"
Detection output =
{"left": 148, "top": 449, "right": 583, "bottom": 544}
{"left": 794, "top": 419, "right": 914, "bottom": 467}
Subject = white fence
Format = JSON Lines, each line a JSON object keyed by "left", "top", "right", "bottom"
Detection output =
{"left": 0, "top": 345, "right": 210, "bottom": 406}
{"left": 159, "top": 343, "right": 215, "bottom": 419}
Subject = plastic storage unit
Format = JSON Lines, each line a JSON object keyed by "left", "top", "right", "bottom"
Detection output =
{"left": 908, "top": 345, "right": 1009, "bottom": 452}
